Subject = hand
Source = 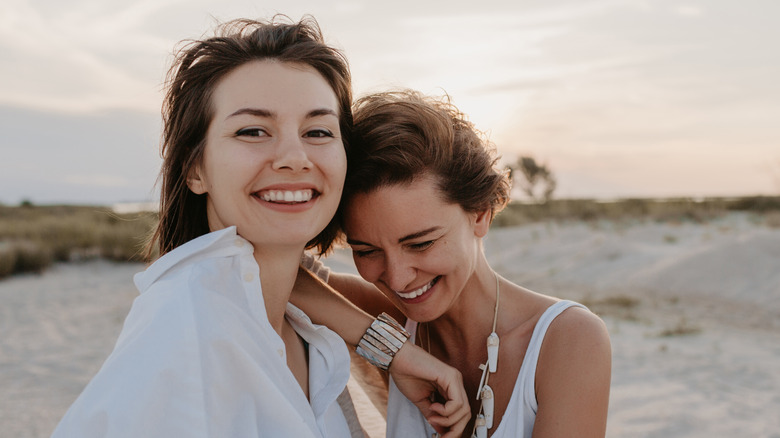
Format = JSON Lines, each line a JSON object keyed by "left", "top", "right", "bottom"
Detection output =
{"left": 388, "top": 342, "right": 470, "bottom": 437}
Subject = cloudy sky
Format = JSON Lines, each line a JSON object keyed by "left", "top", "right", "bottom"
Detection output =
{"left": 1, "top": 0, "right": 778, "bottom": 205}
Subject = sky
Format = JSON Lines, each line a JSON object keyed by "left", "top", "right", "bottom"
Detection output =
{"left": 1, "top": 0, "right": 778, "bottom": 205}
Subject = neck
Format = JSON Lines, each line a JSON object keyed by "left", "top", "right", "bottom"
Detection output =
{"left": 427, "top": 258, "right": 498, "bottom": 362}
{"left": 253, "top": 244, "right": 305, "bottom": 335}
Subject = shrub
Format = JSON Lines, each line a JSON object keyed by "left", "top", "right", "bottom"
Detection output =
{"left": 0, "top": 205, "right": 157, "bottom": 278}
{"left": 12, "top": 240, "right": 53, "bottom": 273}
{"left": 0, "top": 243, "right": 16, "bottom": 278}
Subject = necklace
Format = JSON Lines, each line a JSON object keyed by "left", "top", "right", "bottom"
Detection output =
{"left": 422, "top": 272, "right": 500, "bottom": 438}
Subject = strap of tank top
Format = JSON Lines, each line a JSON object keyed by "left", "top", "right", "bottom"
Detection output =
{"left": 521, "top": 300, "right": 586, "bottom": 411}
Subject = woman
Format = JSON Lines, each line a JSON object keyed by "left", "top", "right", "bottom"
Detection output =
{"left": 294, "top": 90, "right": 612, "bottom": 437}
{"left": 52, "top": 19, "right": 467, "bottom": 438}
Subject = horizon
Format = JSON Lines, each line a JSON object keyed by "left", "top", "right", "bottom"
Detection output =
{"left": 2, "top": 0, "right": 779, "bottom": 205}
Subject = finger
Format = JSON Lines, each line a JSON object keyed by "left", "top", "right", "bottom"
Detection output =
{"left": 441, "top": 409, "right": 470, "bottom": 438}
{"left": 437, "top": 371, "right": 466, "bottom": 401}
{"left": 434, "top": 380, "right": 468, "bottom": 417}
{"left": 428, "top": 403, "right": 470, "bottom": 434}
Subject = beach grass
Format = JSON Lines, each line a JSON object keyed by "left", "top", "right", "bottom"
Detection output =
{"left": 491, "top": 195, "right": 780, "bottom": 227}
{"left": 1, "top": 195, "right": 778, "bottom": 280}
{"left": 0, "top": 204, "right": 157, "bottom": 279}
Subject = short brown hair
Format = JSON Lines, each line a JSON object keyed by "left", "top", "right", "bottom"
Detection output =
{"left": 345, "top": 90, "right": 509, "bottom": 220}
{"left": 148, "top": 16, "right": 352, "bottom": 259}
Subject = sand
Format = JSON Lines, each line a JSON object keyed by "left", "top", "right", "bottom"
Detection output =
{"left": 2, "top": 212, "right": 778, "bottom": 437}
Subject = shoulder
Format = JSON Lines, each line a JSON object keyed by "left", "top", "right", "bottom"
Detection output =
{"left": 550, "top": 304, "right": 609, "bottom": 339}
{"left": 542, "top": 303, "right": 611, "bottom": 362}
{"left": 535, "top": 302, "right": 611, "bottom": 398}
{"left": 530, "top": 303, "right": 611, "bottom": 436}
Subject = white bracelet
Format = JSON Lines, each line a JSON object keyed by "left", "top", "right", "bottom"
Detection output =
{"left": 355, "top": 313, "right": 410, "bottom": 370}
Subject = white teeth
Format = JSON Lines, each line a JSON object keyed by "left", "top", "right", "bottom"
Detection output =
{"left": 396, "top": 279, "right": 436, "bottom": 300}
{"left": 260, "top": 189, "right": 313, "bottom": 203}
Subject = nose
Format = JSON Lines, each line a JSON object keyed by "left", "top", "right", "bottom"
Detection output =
{"left": 381, "top": 252, "right": 417, "bottom": 293}
{"left": 272, "top": 135, "right": 312, "bottom": 172}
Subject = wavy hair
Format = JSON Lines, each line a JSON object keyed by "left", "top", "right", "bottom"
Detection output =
{"left": 346, "top": 90, "right": 509, "bottom": 221}
{"left": 147, "top": 16, "right": 352, "bottom": 259}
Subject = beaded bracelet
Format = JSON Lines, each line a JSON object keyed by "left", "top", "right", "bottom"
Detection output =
{"left": 355, "top": 313, "right": 410, "bottom": 370}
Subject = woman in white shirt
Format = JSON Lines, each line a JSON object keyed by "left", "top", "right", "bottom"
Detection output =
{"left": 293, "top": 90, "right": 612, "bottom": 437}
{"left": 52, "top": 19, "right": 468, "bottom": 438}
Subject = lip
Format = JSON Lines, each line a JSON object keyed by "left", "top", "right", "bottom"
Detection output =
{"left": 394, "top": 276, "right": 440, "bottom": 304}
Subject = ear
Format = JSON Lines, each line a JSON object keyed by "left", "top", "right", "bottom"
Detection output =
{"left": 186, "top": 164, "right": 208, "bottom": 195}
{"left": 473, "top": 207, "right": 492, "bottom": 238}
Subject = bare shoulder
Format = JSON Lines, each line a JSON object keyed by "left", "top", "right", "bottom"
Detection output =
{"left": 536, "top": 302, "right": 612, "bottom": 395}
{"left": 551, "top": 304, "right": 609, "bottom": 343}
{"left": 543, "top": 304, "right": 611, "bottom": 361}
{"left": 533, "top": 303, "right": 611, "bottom": 437}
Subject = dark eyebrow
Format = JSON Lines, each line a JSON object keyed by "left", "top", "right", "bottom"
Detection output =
{"left": 346, "top": 237, "right": 371, "bottom": 246}
{"left": 226, "top": 107, "right": 337, "bottom": 120}
{"left": 398, "top": 227, "right": 441, "bottom": 243}
{"left": 346, "top": 227, "right": 442, "bottom": 247}
{"left": 227, "top": 108, "right": 274, "bottom": 119}
{"left": 307, "top": 108, "right": 338, "bottom": 118}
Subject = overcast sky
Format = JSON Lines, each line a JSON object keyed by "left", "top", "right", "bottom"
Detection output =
{"left": 1, "top": 0, "right": 778, "bottom": 205}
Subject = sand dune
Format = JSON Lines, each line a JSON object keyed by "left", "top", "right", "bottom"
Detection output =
{"left": 1, "top": 212, "right": 778, "bottom": 437}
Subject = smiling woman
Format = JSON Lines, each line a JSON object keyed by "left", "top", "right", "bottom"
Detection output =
{"left": 292, "top": 90, "right": 612, "bottom": 438}
{"left": 187, "top": 60, "right": 347, "bottom": 252}
{"left": 50, "top": 17, "right": 469, "bottom": 438}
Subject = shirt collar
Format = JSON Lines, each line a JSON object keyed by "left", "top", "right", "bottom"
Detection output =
{"left": 134, "top": 227, "right": 252, "bottom": 293}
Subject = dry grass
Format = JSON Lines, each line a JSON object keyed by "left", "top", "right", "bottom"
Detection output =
{"left": 580, "top": 294, "right": 641, "bottom": 321}
{"left": 657, "top": 317, "right": 702, "bottom": 337}
{"left": 0, "top": 205, "right": 157, "bottom": 279}
{"left": 2, "top": 195, "right": 778, "bottom": 280}
{"left": 492, "top": 196, "right": 780, "bottom": 228}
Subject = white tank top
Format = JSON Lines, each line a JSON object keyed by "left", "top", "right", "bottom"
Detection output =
{"left": 386, "top": 300, "right": 584, "bottom": 438}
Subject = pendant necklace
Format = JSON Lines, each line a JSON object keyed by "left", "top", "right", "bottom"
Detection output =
{"left": 424, "top": 272, "right": 500, "bottom": 438}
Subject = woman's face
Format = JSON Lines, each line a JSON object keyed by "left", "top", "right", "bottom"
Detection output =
{"left": 187, "top": 60, "right": 346, "bottom": 250}
{"left": 343, "top": 174, "right": 491, "bottom": 321}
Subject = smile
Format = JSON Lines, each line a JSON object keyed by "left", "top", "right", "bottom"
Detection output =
{"left": 257, "top": 189, "right": 314, "bottom": 204}
{"left": 395, "top": 276, "right": 440, "bottom": 300}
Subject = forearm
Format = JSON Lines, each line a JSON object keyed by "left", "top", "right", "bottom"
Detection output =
{"left": 292, "top": 267, "right": 374, "bottom": 346}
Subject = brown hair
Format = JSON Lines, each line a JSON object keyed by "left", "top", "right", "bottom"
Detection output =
{"left": 345, "top": 89, "right": 509, "bottom": 220}
{"left": 148, "top": 16, "right": 352, "bottom": 259}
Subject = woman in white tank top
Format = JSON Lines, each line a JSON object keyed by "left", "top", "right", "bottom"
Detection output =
{"left": 293, "top": 90, "right": 611, "bottom": 437}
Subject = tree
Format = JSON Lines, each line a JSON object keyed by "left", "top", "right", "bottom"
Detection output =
{"left": 508, "top": 155, "right": 557, "bottom": 203}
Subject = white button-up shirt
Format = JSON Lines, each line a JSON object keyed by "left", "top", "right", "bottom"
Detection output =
{"left": 52, "top": 227, "right": 352, "bottom": 438}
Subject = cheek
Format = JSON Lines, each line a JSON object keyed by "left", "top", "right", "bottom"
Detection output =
{"left": 319, "top": 145, "right": 347, "bottom": 183}
{"left": 421, "top": 246, "right": 461, "bottom": 275}
{"left": 353, "top": 257, "right": 382, "bottom": 284}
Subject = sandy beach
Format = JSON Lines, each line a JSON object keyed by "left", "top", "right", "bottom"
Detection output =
{"left": 2, "top": 212, "right": 779, "bottom": 437}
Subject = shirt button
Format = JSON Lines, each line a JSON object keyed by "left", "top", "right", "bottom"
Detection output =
{"left": 234, "top": 239, "right": 244, "bottom": 247}
{"left": 243, "top": 273, "right": 253, "bottom": 282}
{"left": 277, "top": 349, "right": 284, "bottom": 358}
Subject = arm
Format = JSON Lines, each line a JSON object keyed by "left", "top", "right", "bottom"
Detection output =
{"left": 532, "top": 307, "right": 612, "bottom": 437}
{"left": 291, "top": 266, "right": 375, "bottom": 345}
{"left": 328, "top": 271, "right": 404, "bottom": 322}
{"left": 292, "top": 267, "right": 469, "bottom": 437}
{"left": 295, "top": 252, "right": 402, "bottom": 322}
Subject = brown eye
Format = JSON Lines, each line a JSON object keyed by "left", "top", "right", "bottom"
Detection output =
{"left": 236, "top": 127, "right": 268, "bottom": 137}
{"left": 304, "top": 129, "right": 334, "bottom": 138}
